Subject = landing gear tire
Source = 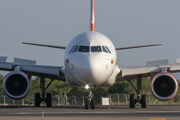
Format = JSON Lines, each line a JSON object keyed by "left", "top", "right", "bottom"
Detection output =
{"left": 84, "top": 99, "right": 89, "bottom": 109}
{"left": 46, "top": 93, "right": 52, "bottom": 107}
{"left": 129, "top": 94, "right": 135, "bottom": 108}
{"left": 141, "top": 94, "right": 147, "bottom": 108}
{"left": 35, "top": 93, "right": 41, "bottom": 107}
{"left": 91, "top": 99, "right": 95, "bottom": 110}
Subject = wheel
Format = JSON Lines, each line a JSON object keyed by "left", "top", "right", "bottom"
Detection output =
{"left": 141, "top": 94, "right": 147, "bottom": 108}
{"left": 84, "top": 99, "right": 88, "bottom": 109}
{"left": 46, "top": 93, "right": 52, "bottom": 107}
{"left": 91, "top": 99, "right": 95, "bottom": 110}
{"left": 129, "top": 94, "right": 135, "bottom": 108}
{"left": 35, "top": 93, "right": 41, "bottom": 107}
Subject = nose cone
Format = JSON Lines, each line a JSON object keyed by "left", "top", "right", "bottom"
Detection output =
{"left": 76, "top": 56, "right": 106, "bottom": 85}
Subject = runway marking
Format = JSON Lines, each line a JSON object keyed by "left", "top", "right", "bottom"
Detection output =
{"left": 42, "top": 111, "right": 44, "bottom": 118}
{"left": 148, "top": 118, "right": 166, "bottom": 120}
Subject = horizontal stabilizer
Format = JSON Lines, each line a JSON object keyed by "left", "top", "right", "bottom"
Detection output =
{"left": 176, "top": 58, "right": 180, "bottom": 63}
{"left": 22, "top": 42, "right": 66, "bottom": 49}
{"left": 146, "top": 59, "right": 169, "bottom": 67}
{"left": 116, "top": 43, "right": 162, "bottom": 50}
{"left": 0, "top": 56, "right": 7, "bottom": 62}
{"left": 14, "top": 58, "right": 36, "bottom": 65}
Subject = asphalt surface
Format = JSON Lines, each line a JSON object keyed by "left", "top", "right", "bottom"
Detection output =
{"left": 0, "top": 105, "right": 179, "bottom": 120}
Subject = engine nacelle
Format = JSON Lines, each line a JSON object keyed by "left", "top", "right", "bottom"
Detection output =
{"left": 3, "top": 71, "right": 30, "bottom": 100}
{"left": 151, "top": 72, "right": 178, "bottom": 101}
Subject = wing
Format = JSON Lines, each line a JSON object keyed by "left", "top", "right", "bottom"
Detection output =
{"left": 115, "top": 43, "right": 162, "bottom": 50}
{"left": 22, "top": 42, "right": 66, "bottom": 49}
{"left": 0, "top": 57, "right": 65, "bottom": 81}
{"left": 116, "top": 63, "right": 180, "bottom": 82}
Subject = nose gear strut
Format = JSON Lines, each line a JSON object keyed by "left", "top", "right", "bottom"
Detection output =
{"left": 84, "top": 86, "right": 95, "bottom": 109}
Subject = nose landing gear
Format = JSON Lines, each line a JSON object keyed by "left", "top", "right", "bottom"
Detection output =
{"left": 84, "top": 86, "right": 95, "bottom": 110}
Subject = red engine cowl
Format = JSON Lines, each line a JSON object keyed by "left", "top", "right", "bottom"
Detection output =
{"left": 3, "top": 71, "right": 30, "bottom": 100}
{"left": 151, "top": 72, "right": 178, "bottom": 101}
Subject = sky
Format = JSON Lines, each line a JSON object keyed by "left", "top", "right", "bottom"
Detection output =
{"left": 0, "top": 0, "right": 180, "bottom": 78}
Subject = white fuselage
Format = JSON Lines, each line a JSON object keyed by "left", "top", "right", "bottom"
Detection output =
{"left": 62, "top": 31, "right": 120, "bottom": 87}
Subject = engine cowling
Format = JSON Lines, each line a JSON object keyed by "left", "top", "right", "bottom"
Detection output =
{"left": 3, "top": 71, "right": 30, "bottom": 100}
{"left": 151, "top": 72, "right": 178, "bottom": 101}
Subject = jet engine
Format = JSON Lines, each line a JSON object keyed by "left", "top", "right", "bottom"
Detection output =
{"left": 151, "top": 72, "right": 178, "bottom": 101}
{"left": 3, "top": 71, "right": 30, "bottom": 100}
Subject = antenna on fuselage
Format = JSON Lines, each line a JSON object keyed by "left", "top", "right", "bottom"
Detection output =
{"left": 90, "top": 0, "right": 95, "bottom": 31}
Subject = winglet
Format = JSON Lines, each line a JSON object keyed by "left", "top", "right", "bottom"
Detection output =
{"left": 90, "top": 0, "right": 95, "bottom": 31}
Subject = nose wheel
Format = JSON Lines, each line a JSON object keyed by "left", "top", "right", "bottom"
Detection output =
{"left": 84, "top": 99, "right": 89, "bottom": 109}
{"left": 91, "top": 99, "right": 95, "bottom": 109}
{"left": 84, "top": 86, "right": 95, "bottom": 110}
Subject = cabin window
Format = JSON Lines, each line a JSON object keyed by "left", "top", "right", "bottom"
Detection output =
{"left": 79, "top": 46, "right": 89, "bottom": 52}
{"left": 105, "top": 46, "right": 111, "bottom": 53}
{"left": 102, "top": 46, "right": 108, "bottom": 53}
{"left": 91, "top": 46, "right": 102, "bottom": 52}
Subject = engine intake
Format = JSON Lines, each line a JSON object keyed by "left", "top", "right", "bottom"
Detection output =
{"left": 151, "top": 72, "right": 178, "bottom": 101}
{"left": 3, "top": 71, "right": 30, "bottom": 100}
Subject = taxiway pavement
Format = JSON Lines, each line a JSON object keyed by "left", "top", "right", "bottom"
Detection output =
{"left": 0, "top": 105, "right": 179, "bottom": 120}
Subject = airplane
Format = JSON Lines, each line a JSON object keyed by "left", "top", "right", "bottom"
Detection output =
{"left": 0, "top": 0, "right": 179, "bottom": 109}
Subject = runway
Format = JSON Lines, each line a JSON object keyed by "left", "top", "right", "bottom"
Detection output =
{"left": 0, "top": 105, "right": 179, "bottom": 120}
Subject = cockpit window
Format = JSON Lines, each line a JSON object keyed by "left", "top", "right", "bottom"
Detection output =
{"left": 102, "top": 46, "right": 108, "bottom": 53}
{"left": 72, "top": 45, "right": 78, "bottom": 53}
{"left": 78, "top": 46, "right": 89, "bottom": 52}
{"left": 69, "top": 45, "right": 75, "bottom": 53}
{"left": 105, "top": 46, "right": 111, "bottom": 53}
{"left": 91, "top": 46, "right": 102, "bottom": 52}
{"left": 69, "top": 45, "right": 78, "bottom": 53}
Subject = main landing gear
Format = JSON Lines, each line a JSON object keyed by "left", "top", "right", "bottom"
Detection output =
{"left": 84, "top": 86, "right": 95, "bottom": 110}
{"left": 35, "top": 75, "right": 54, "bottom": 107}
{"left": 128, "top": 75, "right": 147, "bottom": 108}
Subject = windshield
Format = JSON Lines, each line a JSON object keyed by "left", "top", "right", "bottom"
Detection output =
{"left": 69, "top": 45, "right": 75, "bottom": 53}
{"left": 78, "top": 46, "right": 89, "bottom": 52}
{"left": 105, "top": 46, "right": 111, "bottom": 53}
{"left": 69, "top": 45, "right": 79, "bottom": 53}
{"left": 102, "top": 46, "right": 108, "bottom": 53}
{"left": 72, "top": 45, "right": 78, "bottom": 53}
{"left": 91, "top": 46, "right": 102, "bottom": 52}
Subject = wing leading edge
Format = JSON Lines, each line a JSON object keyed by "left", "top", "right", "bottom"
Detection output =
{"left": 22, "top": 42, "right": 66, "bottom": 49}
{"left": 116, "top": 43, "right": 163, "bottom": 50}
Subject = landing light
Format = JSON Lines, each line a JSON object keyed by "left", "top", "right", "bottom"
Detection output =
{"left": 85, "top": 85, "right": 89, "bottom": 89}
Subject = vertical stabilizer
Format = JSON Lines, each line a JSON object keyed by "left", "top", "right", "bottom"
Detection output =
{"left": 90, "top": 0, "right": 95, "bottom": 31}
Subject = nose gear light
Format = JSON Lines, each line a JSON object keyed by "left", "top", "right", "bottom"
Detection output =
{"left": 85, "top": 85, "right": 89, "bottom": 89}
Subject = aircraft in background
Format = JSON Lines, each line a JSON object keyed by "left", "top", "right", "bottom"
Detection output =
{"left": 0, "top": 0, "right": 179, "bottom": 109}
